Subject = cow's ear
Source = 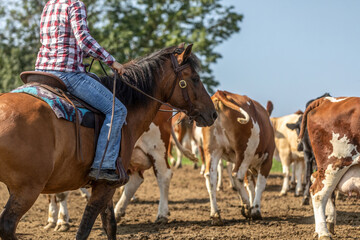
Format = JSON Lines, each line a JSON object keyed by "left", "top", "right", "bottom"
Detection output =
{"left": 176, "top": 43, "right": 193, "bottom": 65}
{"left": 286, "top": 123, "right": 297, "bottom": 130}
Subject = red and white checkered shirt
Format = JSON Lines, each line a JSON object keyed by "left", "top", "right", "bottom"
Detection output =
{"left": 35, "top": 0, "right": 115, "bottom": 72}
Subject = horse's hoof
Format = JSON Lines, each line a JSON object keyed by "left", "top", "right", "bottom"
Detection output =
{"left": 155, "top": 216, "right": 169, "bottom": 224}
{"left": 327, "top": 222, "right": 335, "bottom": 235}
{"left": 216, "top": 186, "right": 223, "bottom": 192}
{"left": 210, "top": 213, "right": 223, "bottom": 226}
{"left": 302, "top": 197, "right": 310, "bottom": 206}
{"left": 44, "top": 222, "right": 56, "bottom": 230}
{"left": 55, "top": 223, "right": 70, "bottom": 232}
{"left": 251, "top": 210, "right": 262, "bottom": 220}
{"left": 240, "top": 205, "right": 251, "bottom": 219}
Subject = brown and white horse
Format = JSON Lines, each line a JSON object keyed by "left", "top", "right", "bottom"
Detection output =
{"left": 0, "top": 44, "right": 217, "bottom": 240}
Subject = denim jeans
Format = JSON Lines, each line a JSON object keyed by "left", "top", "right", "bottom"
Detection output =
{"left": 37, "top": 70, "right": 127, "bottom": 170}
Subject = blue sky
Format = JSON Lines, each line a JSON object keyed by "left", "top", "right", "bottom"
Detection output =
{"left": 213, "top": 0, "right": 360, "bottom": 117}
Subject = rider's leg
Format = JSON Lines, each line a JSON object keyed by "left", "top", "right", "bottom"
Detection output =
{"left": 44, "top": 71, "right": 128, "bottom": 183}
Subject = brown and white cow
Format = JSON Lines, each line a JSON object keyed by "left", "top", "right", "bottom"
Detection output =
{"left": 300, "top": 96, "right": 360, "bottom": 239}
{"left": 271, "top": 112, "right": 305, "bottom": 196}
{"left": 114, "top": 107, "right": 196, "bottom": 223}
{"left": 202, "top": 90, "right": 275, "bottom": 224}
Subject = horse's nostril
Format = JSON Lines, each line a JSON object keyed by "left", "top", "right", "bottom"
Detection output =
{"left": 212, "top": 111, "right": 218, "bottom": 120}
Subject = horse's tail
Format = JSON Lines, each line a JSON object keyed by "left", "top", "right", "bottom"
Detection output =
{"left": 299, "top": 98, "right": 327, "bottom": 140}
{"left": 170, "top": 124, "right": 198, "bottom": 163}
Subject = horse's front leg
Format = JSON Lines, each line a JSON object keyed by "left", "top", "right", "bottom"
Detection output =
{"left": 100, "top": 199, "right": 116, "bottom": 239}
{"left": 76, "top": 182, "right": 116, "bottom": 240}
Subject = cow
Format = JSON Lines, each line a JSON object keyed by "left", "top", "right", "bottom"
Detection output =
{"left": 299, "top": 96, "right": 360, "bottom": 239}
{"left": 271, "top": 112, "right": 305, "bottom": 196}
{"left": 44, "top": 188, "right": 90, "bottom": 232}
{"left": 114, "top": 107, "right": 196, "bottom": 223}
{"left": 202, "top": 90, "right": 275, "bottom": 224}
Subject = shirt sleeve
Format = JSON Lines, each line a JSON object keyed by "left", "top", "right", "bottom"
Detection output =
{"left": 68, "top": 1, "right": 115, "bottom": 66}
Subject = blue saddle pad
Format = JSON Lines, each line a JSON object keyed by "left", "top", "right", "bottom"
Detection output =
{"left": 11, "top": 84, "right": 92, "bottom": 126}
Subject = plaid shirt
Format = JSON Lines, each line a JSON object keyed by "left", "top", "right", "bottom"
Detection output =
{"left": 35, "top": 0, "right": 115, "bottom": 72}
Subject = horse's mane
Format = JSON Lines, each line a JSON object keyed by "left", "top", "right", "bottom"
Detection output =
{"left": 99, "top": 46, "right": 201, "bottom": 108}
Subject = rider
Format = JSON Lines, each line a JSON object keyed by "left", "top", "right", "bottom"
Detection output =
{"left": 35, "top": 0, "right": 128, "bottom": 185}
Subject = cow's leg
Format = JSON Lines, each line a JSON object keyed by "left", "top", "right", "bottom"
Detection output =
{"left": 280, "top": 155, "right": 291, "bottom": 196}
{"left": 216, "top": 160, "right": 223, "bottom": 191}
{"left": 302, "top": 152, "right": 314, "bottom": 205}
{"left": 245, "top": 172, "right": 255, "bottom": 207}
{"left": 76, "top": 182, "right": 116, "bottom": 240}
{"left": 325, "top": 196, "right": 336, "bottom": 235}
{"left": 44, "top": 194, "right": 58, "bottom": 230}
{"left": 251, "top": 157, "right": 272, "bottom": 220}
{"left": 226, "top": 162, "right": 236, "bottom": 190}
{"left": 312, "top": 167, "right": 348, "bottom": 239}
{"left": 199, "top": 146, "right": 206, "bottom": 175}
{"left": 54, "top": 192, "right": 71, "bottom": 232}
{"left": 0, "top": 186, "right": 42, "bottom": 240}
{"left": 100, "top": 199, "right": 116, "bottom": 239}
{"left": 204, "top": 149, "right": 223, "bottom": 225}
{"left": 290, "top": 162, "right": 296, "bottom": 190}
{"left": 191, "top": 139, "right": 199, "bottom": 169}
{"left": 154, "top": 163, "right": 172, "bottom": 223}
{"left": 294, "top": 160, "right": 304, "bottom": 197}
{"left": 79, "top": 188, "right": 91, "bottom": 202}
{"left": 114, "top": 171, "right": 144, "bottom": 223}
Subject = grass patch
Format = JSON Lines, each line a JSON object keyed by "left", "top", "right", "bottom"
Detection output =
{"left": 271, "top": 159, "right": 282, "bottom": 173}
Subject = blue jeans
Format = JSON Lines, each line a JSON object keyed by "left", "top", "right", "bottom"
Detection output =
{"left": 38, "top": 70, "right": 127, "bottom": 170}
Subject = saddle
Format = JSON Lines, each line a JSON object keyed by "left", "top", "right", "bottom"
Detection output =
{"left": 19, "top": 71, "right": 105, "bottom": 159}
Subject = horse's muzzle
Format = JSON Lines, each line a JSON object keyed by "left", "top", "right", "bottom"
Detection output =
{"left": 190, "top": 109, "right": 217, "bottom": 127}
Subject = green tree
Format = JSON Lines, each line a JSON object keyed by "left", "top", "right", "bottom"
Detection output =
{"left": 0, "top": 0, "right": 242, "bottom": 93}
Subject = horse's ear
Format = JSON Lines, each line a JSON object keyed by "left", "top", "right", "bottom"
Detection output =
{"left": 176, "top": 43, "right": 193, "bottom": 65}
{"left": 177, "top": 42, "right": 185, "bottom": 49}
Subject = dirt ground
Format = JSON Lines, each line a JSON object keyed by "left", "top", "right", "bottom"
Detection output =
{"left": 0, "top": 166, "right": 359, "bottom": 240}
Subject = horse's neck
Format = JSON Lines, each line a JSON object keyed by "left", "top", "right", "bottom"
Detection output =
{"left": 126, "top": 101, "right": 162, "bottom": 142}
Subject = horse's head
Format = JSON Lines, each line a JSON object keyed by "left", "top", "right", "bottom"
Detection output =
{"left": 164, "top": 43, "right": 217, "bottom": 127}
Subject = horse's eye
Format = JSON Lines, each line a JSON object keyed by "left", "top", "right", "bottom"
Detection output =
{"left": 192, "top": 76, "right": 200, "bottom": 83}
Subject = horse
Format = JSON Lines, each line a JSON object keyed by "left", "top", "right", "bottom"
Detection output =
{"left": 0, "top": 43, "right": 217, "bottom": 240}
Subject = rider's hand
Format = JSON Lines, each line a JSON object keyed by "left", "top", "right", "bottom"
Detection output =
{"left": 112, "top": 61, "right": 125, "bottom": 75}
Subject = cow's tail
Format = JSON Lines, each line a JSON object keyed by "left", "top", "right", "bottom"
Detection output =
{"left": 298, "top": 98, "right": 328, "bottom": 140}
{"left": 215, "top": 91, "right": 250, "bottom": 124}
{"left": 170, "top": 125, "right": 198, "bottom": 163}
{"left": 266, "top": 101, "right": 274, "bottom": 116}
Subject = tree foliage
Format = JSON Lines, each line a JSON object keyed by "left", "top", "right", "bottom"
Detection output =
{"left": 0, "top": 0, "right": 242, "bottom": 93}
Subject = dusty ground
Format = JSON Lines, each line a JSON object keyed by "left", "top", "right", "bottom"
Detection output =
{"left": 0, "top": 166, "right": 359, "bottom": 239}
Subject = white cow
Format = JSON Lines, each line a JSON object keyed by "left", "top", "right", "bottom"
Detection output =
{"left": 271, "top": 113, "right": 305, "bottom": 196}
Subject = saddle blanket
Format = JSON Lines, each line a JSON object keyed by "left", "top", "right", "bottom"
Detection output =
{"left": 11, "top": 84, "right": 92, "bottom": 126}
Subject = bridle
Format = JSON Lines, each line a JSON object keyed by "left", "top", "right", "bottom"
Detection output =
{"left": 90, "top": 48, "right": 197, "bottom": 118}
{"left": 167, "top": 51, "right": 195, "bottom": 116}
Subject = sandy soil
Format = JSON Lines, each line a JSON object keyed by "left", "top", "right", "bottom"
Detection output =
{"left": 0, "top": 166, "right": 359, "bottom": 239}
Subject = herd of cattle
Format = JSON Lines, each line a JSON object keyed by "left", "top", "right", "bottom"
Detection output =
{"left": 45, "top": 90, "right": 359, "bottom": 240}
